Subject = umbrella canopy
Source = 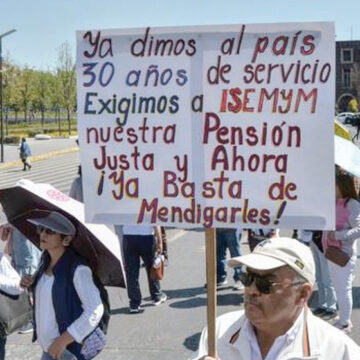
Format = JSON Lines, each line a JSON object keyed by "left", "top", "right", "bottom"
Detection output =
{"left": 334, "top": 119, "right": 351, "bottom": 141}
{"left": 0, "top": 180, "right": 126, "bottom": 288}
{"left": 335, "top": 135, "right": 360, "bottom": 178}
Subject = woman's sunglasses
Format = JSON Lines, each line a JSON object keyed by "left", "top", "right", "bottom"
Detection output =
{"left": 239, "top": 270, "right": 304, "bottom": 294}
{"left": 36, "top": 225, "right": 57, "bottom": 235}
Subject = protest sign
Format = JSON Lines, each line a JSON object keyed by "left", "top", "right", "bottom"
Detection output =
{"left": 76, "top": 22, "right": 335, "bottom": 229}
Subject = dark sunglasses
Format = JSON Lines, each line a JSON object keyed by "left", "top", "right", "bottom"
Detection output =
{"left": 36, "top": 225, "right": 57, "bottom": 235}
{"left": 239, "top": 270, "right": 304, "bottom": 294}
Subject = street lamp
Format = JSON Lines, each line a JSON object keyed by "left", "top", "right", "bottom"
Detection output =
{"left": 0, "top": 29, "right": 16, "bottom": 163}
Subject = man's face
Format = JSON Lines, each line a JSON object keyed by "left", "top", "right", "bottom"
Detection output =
{"left": 244, "top": 266, "right": 306, "bottom": 331}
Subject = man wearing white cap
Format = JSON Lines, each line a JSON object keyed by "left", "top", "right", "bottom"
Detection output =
{"left": 194, "top": 238, "right": 359, "bottom": 360}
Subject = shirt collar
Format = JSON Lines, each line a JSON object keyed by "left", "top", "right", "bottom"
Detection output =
{"left": 244, "top": 308, "right": 304, "bottom": 343}
{"left": 228, "top": 308, "right": 305, "bottom": 354}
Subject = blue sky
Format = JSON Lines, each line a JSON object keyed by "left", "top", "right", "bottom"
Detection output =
{"left": 1, "top": 0, "right": 359, "bottom": 70}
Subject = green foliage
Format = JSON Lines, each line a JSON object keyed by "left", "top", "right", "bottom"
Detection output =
{"left": 3, "top": 136, "right": 20, "bottom": 144}
{"left": 1, "top": 43, "right": 78, "bottom": 139}
{"left": 6, "top": 126, "right": 78, "bottom": 139}
{"left": 2, "top": 43, "right": 76, "bottom": 116}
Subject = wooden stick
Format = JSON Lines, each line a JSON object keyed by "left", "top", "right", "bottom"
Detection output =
{"left": 205, "top": 228, "right": 217, "bottom": 358}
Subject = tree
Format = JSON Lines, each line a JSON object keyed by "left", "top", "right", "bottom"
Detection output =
{"left": 1, "top": 58, "right": 20, "bottom": 126}
{"left": 48, "top": 74, "right": 63, "bottom": 135}
{"left": 16, "top": 66, "right": 35, "bottom": 122}
{"left": 32, "top": 71, "right": 53, "bottom": 127}
{"left": 56, "top": 42, "right": 76, "bottom": 135}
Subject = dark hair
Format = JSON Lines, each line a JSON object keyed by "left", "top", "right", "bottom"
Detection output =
{"left": 336, "top": 173, "right": 358, "bottom": 204}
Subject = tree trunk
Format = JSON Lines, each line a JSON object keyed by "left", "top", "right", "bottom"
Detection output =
{"left": 41, "top": 108, "right": 44, "bottom": 128}
{"left": 67, "top": 107, "right": 71, "bottom": 136}
{"left": 5, "top": 111, "right": 8, "bottom": 136}
{"left": 58, "top": 108, "right": 62, "bottom": 136}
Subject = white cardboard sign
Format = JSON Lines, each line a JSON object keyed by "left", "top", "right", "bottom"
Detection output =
{"left": 76, "top": 22, "right": 335, "bottom": 229}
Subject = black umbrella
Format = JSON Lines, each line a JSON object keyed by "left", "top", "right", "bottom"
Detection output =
{"left": 0, "top": 181, "right": 126, "bottom": 288}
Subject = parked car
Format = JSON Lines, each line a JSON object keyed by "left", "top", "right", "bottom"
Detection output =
{"left": 337, "top": 112, "right": 358, "bottom": 125}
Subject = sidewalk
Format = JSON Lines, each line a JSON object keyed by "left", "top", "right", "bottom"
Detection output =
{"left": 0, "top": 137, "right": 78, "bottom": 169}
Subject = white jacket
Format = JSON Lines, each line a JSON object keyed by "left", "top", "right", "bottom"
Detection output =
{"left": 194, "top": 310, "right": 359, "bottom": 360}
{"left": 0, "top": 253, "right": 22, "bottom": 296}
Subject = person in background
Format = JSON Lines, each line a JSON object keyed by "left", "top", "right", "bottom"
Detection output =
{"left": 0, "top": 224, "right": 41, "bottom": 334}
{"left": 122, "top": 225, "right": 167, "bottom": 313}
{"left": 9, "top": 226, "right": 41, "bottom": 277}
{"left": 297, "top": 230, "right": 312, "bottom": 246}
{"left": 309, "top": 230, "right": 337, "bottom": 319}
{"left": 69, "top": 138, "right": 83, "bottom": 203}
{"left": 114, "top": 225, "right": 124, "bottom": 258}
{"left": 115, "top": 225, "right": 168, "bottom": 270}
{"left": 194, "top": 238, "right": 359, "bottom": 360}
{"left": 0, "top": 247, "right": 23, "bottom": 360}
{"left": 19, "top": 138, "right": 32, "bottom": 171}
{"left": 69, "top": 166, "right": 83, "bottom": 202}
{"left": 215, "top": 228, "right": 244, "bottom": 290}
{"left": 352, "top": 174, "right": 360, "bottom": 200}
{"left": 247, "top": 228, "right": 279, "bottom": 252}
{"left": 160, "top": 227, "right": 169, "bottom": 265}
{"left": 323, "top": 172, "right": 360, "bottom": 334}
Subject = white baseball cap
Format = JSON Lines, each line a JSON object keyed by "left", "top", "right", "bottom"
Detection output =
{"left": 228, "top": 237, "right": 315, "bottom": 285}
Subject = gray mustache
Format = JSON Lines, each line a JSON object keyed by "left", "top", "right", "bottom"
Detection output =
{"left": 244, "top": 295, "right": 260, "bottom": 306}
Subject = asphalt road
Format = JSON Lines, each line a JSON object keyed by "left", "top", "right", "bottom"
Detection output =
{"left": 2, "top": 225, "right": 360, "bottom": 360}
{"left": 1, "top": 137, "right": 78, "bottom": 164}
{"left": 0, "top": 134, "right": 359, "bottom": 359}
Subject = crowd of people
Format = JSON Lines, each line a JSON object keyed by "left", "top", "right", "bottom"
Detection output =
{"left": 0, "top": 210, "right": 107, "bottom": 360}
{"left": 68, "top": 165, "right": 168, "bottom": 315}
{"left": 0, "top": 164, "right": 359, "bottom": 359}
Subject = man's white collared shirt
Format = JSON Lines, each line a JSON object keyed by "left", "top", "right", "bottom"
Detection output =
{"left": 193, "top": 309, "right": 360, "bottom": 360}
{"left": 244, "top": 310, "right": 303, "bottom": 360}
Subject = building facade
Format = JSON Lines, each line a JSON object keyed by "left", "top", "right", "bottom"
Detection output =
{"left": 336, "top": 40, "right": 360, "bottom": 112}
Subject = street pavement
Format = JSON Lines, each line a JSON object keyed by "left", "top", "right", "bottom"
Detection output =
{"left": 0, "top": 137, "right": 78, "bottom": 164}
{"left": 0, "top": 152, "right": 80, "bottom": 225}
{"left": 0, "top": 136, "right": 359, "bottom": 359}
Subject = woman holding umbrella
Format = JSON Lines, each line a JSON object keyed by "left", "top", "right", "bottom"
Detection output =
{"left": 21, "top": 210, "right": 106, "bottom": 360}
